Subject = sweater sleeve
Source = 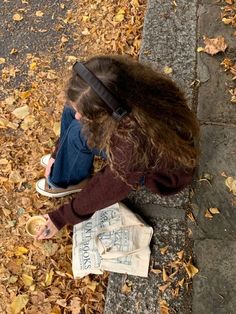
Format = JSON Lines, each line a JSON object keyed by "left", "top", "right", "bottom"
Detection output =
{"left": 48, "top": 164, "right": 138, "bottom": 230}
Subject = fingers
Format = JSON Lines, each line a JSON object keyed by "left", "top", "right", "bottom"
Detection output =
{"left": 34, "top": 215, "right": 59, "bottom": 240}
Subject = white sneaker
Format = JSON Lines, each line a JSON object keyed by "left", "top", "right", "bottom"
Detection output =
{"left": 36, "top": 178, "right": 89, "bottom": 198}
{"left": 40, "top": 154, "right": 51, "bottom": 168}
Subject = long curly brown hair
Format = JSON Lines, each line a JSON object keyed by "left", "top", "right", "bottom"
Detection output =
{"left": 66, "top": 55, "right": 199, "bottom": 179}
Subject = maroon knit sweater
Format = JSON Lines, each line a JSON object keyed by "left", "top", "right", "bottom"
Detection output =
{"left": 49, "top": 135, "right": 194, "bottom": 230}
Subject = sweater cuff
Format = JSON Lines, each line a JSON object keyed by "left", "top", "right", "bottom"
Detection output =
{"left": 48, "top": 210, "right": 67, "bottom": 230}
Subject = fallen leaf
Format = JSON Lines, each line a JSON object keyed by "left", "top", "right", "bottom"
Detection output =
{"left": 187, "top": 212, "right": 196, "bottom": 222}
{"left": 114, "top": 9, "right": 126, "bottom": 22}
{"left": 45, "top": 268, "right": 54, "bottom": 286}
{"left": 69, "top": 297, "right": 82, "bottom": 314}
{"left": 184, "top": 261, "right": 199, "bottom": 278}
{"left": 53, "top": 122, "right": 61, "bottom": 136}
{"left": 163, "top": 66, "right": 173, "bottom": 75}
{"left": 197, "top": 47, "right": 204, "bottom": 52}
{"left": 11, "top": 295, "right": 29, "bottom": 314}
{"left": 178, "top": 278, "right": 185, "bottom": 287}
{"left": 21, "top": 115, "right": 35, "bottom": 130}
{"left": 225, "top": 177, "right": 236, "bottom": 195}
{"left": 121, "top": 281, "right": 132, "bottom": 294}
{"left": 13, "top": 13, "right": 24, "bottom": 21}
{"left": 10, "top": 48, "right": 18, "bottom": 55}
{"left": 0, "top": 158, "right": 9, "bottom": 165}
{"left": 203, "top": 36, "right": 228, "bottom": 55}
{"left": 209, "top": 207, "right": 220, "bottom": 214}
{"left": 160, "top": 246, "right": 168, "bottom": 255}
{"left": 159, "top": 299, "right": 169, "bottom": 314}
{"left": 15, "top": 246, "right": 28, "bottom": 256}
{"left": 5, "top": 95, "right": 15, "bottom": 105}
{"left": 36, "top": 11, "right": 44, "bottom": 17}
{"left": 159, "top": 282, "right": 171, "bottom": 293}
{"left": 204, "top": 209, "right": 213, "bottom": 219}
{"left": 22, "top": 274, "right": 33, "bottom": 286}
{"left": 151, "top": 268, "right": 162, "bottom": 275}
{"left": 162, "top": 267, "right": 169, "bottom": 282}
{"left": 176, "top": 250, "right": 184, "bottom": 260}
{"left": 12, "top": 105, "right": 29, "bottom": 119}
{"left": 0, "top": 57, "right": 6, "bottom": 64}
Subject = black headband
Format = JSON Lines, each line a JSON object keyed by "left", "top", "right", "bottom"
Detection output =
{"left": 73, "top": 62, "right": 129, "bottom": 121}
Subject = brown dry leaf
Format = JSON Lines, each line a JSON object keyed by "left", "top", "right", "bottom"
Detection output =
{"left": 184, "top": 261, "right": 199, "bottom": 278}
{"left": 0, "top": 57, "right": 6, "bottom": 64}
{"left": 197, "top": 47, "right": 204, "bottom": 52}
{"left": 160, "top": 246, "right": 169, "bottom": 255}
{"left": 177, "top": 278, "right": 185, "bottom": 287}
{"left": 5, "top": 95, "right": 15, "bottom": 105}
{"left": 13, "top": 13, "right": 24, "bottom": 21}
{"left": 225, "top": 0, "right": 233, "bottom": 4}
{"left": 121, "top": 281, "right": 132, "bottom": 294}
{"left": 21, "top": 115, "right": 35, "bottom": 130}
{"left": 159, "top": 282, "right": 171, "bottom": 293}
{"left": 10, "top": 48, "right": 18, "bottom": 55}
{"left": 0, "top": 158, "right": 9, "bottom": 165}
{"left": 9, "top": 170, "right": 23, "bottom": 183}
{"left": 61, "top": 35, "right": 69, "bottom": 44}
{"left": 69, "top": 297, "right": 82, "bottom": 314}
{"left": 172, "top": 286, "right": 180, "bottom": 298}
{"left": 11, "top": 294, "right": 29, "bottom": 314}
{"left": 36, "top": 11, "right": 44, "bottom": 17}
{"left": 12, "top": 105, "right": 29, "bottom": 119}
{"left": 225, "top": 177, "right": 236, "bottom": 195}
{"left": 203, "top": 36, "right": 228, "bottom": 55}
{"left": 159, "top": 299, "right": 169, "bottom": 314}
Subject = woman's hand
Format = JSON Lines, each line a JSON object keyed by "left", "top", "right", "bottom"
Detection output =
{"left": 45, "top": 157, "right": 55, "bottom": 178}
{"left": 35, "top": 214, "right": 59, "bottom": 240}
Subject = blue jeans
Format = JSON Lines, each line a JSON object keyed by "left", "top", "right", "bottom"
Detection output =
{"left": 48, "top": 106, "right": 106, "bottom": 188}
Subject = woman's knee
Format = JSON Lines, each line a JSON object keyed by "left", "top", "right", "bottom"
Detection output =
{"left": 62, "top": 105, "right": 76, "bottom": 121}
{"left": 67, "top": 120, "right": 87, "bottom": 148}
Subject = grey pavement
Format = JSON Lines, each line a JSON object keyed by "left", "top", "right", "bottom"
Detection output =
{"left": 105, "top": 0, "right": 236, "bottom": 313}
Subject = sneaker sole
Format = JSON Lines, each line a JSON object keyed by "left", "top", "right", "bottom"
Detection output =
{"left": 36, "top": 179, "right": 82, "bottom": 198}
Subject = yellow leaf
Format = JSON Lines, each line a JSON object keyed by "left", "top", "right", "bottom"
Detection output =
{"left": 114, "top": 9, "right": 125, "bottom": 22}
{"left": 45, "top": 268, "right": 54, "bottom": 286}
{"left": 0, "top": 57, "right": 6, "bottom": 64}
{"left": 15, "top": 246, "right": 28, "bottom": 256}
{"left": 225, "top": 177, "right": 236, "bottom": 195}
{"left": 12, "top": 105, "right": 29, "bottom": 119}
{"left": 160, "top": 246, "right": 168, "bottom": 255}
{"left": 21, "top": 115, "right": 35, "bottom": 130}
{"left": 163, "top": 66, "right": 173, "bottom": 75}
{"left": 187, "top": 212, "right": 195, "bottom": 222}
{"left": 13, "top": 13, "right": 24, "bottom": 21}
{"left": 209, "top": 207, "right": 220, "bottom": 215}
{"left": 19, "top": 91, "right": 31, "bottom": 99}
{"left": 5, "top": 95, "right": 15, "bottom": 105}
{"left": 10, "top": 48, "right": 18, "bottom": 55}
{"left": 29, "top": 62, "right": 37, "bottom": 71}
{"left": 184, "top": 261, "right": 199, "bottom": 278}
{"left": 22, "top": 274, "right": 33, "bottom": 286}
{"left": 66, "top": 55, "right": 77, "bottom": 63}
{"left": 197, "top": 47, "right": 204, "bottom": 52}
{"left": 131, "top": 0, "right": 140, "bottom": 8}
{"left": 11, "top": 294, "right": 29, "bottom": 314}
{"left": 36, "top": 11, "right": 44, "bottom": 17}
{"left": 159, "top": 299, "right": 169, "bottom": 314}
{"left": 177, "top": 278, "right": 185, "bottom": 287}
{"left": 87, "top": 281, "right": 97, "bottom": 292}
{"left": 222, "top": 17, "right": 232, "bottom": 25}
{"left": 53, "top": 122, "right": 61, "bottom": 136}
{"left": 82, "top": 15, "right": 90, "bottom": 22}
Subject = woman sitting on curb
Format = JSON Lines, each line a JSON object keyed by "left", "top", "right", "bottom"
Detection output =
{"left": 35, "top": 55, "right": 199, "bottom": 240}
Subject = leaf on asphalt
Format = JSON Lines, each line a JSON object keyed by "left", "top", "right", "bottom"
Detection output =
{"left": 11, "top": 294, "right": 29, "bottom": 314}
{"left": 160, "top": 246, "right": 168, "bottom": 255}
{"left": 121, "top": 281, "right": 132, "bottom": 294}
{"left": 0, "top": 57, "right": 6, "bottom": 64}
{"left": 177, "top": 278, "right": 185, "bottom": 287}
{"left": 187, "top": 212, "right": 196, "bottom": 222}
{"left": 203, "top": 36, "right": 228, "bottom": 55}
{"left": 162, "top": 267, "right": 169, "bottom": 282}
{"left": 36, "top": 11, "right": 44, "bottom": 17}
{"left": 184, "top": 261, "right": 199, "bottom": 278}
{"left": 10, "top": 48, "right": 18, "bottom": 55}
{"left": 225, "top": 176, "right": 236, "bottom": 195}
{"left": 13, "top": 13, "right": 24, "bottom": 21}
{"left": 176, "top": 250, "right": 184, "bottom": 260}
{"left": 159, "top": 282, "right": 171, "bottom": 293}
{"left": 151, "top": 268, "right": 162, "bottom": 275}
{"left": 204, "top": 209, "right": 213, "bottom": 219}
{"left": 163, "top": 66, "right": 173, "bottom": 75}
{"left": 12, "top": 105, "right": 29, "bottom": 119}
{"left": 209, "top": 207, "right": 220, "bottom": 214}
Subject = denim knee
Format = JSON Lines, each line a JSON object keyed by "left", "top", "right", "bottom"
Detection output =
{"left": 66, "top": 120, "right": 89, "bottom": 150}
{"left": 62, "top": 105, "right": 76, "bottom": 120}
